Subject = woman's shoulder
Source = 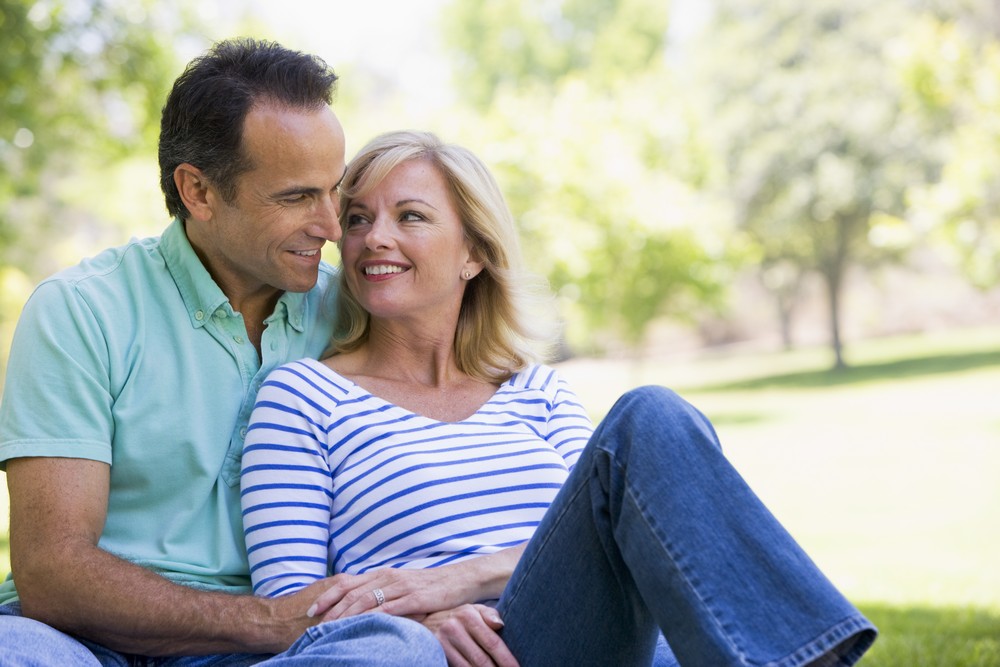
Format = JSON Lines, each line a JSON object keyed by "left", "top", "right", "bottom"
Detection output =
{"left": 505, "top": 363, "right": 566, "bottom": 393}
{"left": 260, "top": 357, "right": 357, "bottom": 403}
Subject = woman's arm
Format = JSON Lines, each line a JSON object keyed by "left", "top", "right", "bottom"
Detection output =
{"left": 309, "top": 543, "right": 526, "bottom": 620}
{"left": 241, "top": 370, "right": 335, "bottom": 597}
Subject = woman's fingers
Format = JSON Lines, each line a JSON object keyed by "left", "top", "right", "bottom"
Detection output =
{"left": 428, "top": 605, "right": 518, "bottom": 667}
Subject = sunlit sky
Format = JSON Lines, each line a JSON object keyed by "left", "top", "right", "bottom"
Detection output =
{"left": 222, "top": 0, "right": 709, "bottom": 125}
{"left": 246, "top": 0, "right": 454, "bottom": 111}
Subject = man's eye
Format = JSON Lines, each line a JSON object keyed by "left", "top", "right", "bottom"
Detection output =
{"left": 281, "top": 194, "right": 306, "bottom": 205}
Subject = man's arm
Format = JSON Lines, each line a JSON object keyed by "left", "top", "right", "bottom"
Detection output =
{"left": 8, "top": 456, "right": 327, "bottom": 656}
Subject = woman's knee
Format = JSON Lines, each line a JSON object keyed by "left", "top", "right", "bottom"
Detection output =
{"left": 603, "top": 385, "right": 721, "bottom": 452}
{"left": 612, "top": 386, "right": 696, "bottom": 426}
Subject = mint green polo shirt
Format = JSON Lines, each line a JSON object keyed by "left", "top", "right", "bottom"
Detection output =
{"left": 0, "top": 219, "right": 338, "bottom": 604}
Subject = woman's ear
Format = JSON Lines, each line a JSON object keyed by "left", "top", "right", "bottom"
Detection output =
{"left": 174, "top": 163, "right": 213, "bottom": 222}
{"left": 462, "top": 245, "right": 487, "bottom": 280}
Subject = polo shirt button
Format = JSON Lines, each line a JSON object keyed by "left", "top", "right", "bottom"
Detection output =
{"left": 240, "top": 427, "right": 247, "bottom": 439}
{"left": 234, "top": 335, "right": 244, "bottom": 344}
{"left": 270, "top": 341, "right": 278, "bottom": 351}
{"left": 194, "top": 310, "right": 204, "bottom": 321}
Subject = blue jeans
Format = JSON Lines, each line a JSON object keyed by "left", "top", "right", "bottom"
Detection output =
{"left": 0, "top": 601, "right": 444, "bottom": 666}
{"left": 496, "top": 386, "right": 877, "bottom": 666}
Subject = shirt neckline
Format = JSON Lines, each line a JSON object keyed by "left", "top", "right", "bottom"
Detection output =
{"left": 301, "top": 358, "right": 512, "bottom": 425}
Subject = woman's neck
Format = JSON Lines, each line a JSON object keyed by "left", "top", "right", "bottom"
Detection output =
{"left": 323, "top": 319, "right": 499, "bottom": 423}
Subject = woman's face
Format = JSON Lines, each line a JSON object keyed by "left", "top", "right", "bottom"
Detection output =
{"left": 340, "top": 158, "right": 483, "bottom": 327}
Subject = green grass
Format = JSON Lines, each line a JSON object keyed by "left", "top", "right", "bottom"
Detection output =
{"left": 859, "top": 604, "right": 1000, "bottom": 666}
{"left": 2, "top": 325, "right": 999, "bottom": 663}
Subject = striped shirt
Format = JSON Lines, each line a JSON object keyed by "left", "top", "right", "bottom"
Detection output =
{"left": 241, "top": 359, "right": 594, "bottom": 598}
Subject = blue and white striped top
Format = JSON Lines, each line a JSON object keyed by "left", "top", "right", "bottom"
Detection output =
{"left": 240, "top": 359, "right": 594, "bottom": 598}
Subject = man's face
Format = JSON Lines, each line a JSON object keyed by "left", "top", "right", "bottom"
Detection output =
{"left": 192, "top": 103, "right": 346, "bottom": 305}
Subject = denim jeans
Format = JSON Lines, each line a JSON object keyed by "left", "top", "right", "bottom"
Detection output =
{"left": 0, "top": 601, "right": 444, "bottom": 666}
{"left": 496, "top": 386, "right": 877, "bottom": 666}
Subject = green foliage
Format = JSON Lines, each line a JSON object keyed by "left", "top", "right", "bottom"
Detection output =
{"left": 0, "top": 0, "right": 191, "bottom": 278}
{"left": 473, "top": 75, "right": 730, "bottom": 352}
{"left": 444, "top": 0, "right": 729, "bottom": 352}
{"left": 443, "top": 0, "right": 669, "bottom": 109}
{"left": 896, "top": 12, "right": 1000, "bottom": 288}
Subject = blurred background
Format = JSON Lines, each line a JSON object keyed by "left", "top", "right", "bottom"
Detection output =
{"left": 1, "top": 0, "right": 998, "bottom": 663}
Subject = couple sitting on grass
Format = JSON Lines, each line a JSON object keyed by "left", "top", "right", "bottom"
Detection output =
{"left": 0, "top": 38, "right": 875, "bottom": 667}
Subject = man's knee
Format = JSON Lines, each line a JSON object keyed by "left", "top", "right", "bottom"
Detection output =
{"left": 0, "top": 615, "right": 101, "bottom": 666}
{"left": 285, "top": 615, "right": 444, "bottom": 665}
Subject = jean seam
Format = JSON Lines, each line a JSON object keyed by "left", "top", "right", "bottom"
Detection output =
{"left": 498, "top": 479, "right": 591, "bottom": 613}
{"left": 612, "top": 445, "right": 752, "bottom": 666}
{"left": 763, "top": 615, "right": 877, "bottom": 667}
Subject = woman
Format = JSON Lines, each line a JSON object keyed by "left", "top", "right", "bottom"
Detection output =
{"left": 241, "top": 130, "right": 876, "bottom": 666}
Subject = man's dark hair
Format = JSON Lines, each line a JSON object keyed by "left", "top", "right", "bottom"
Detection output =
{"left": 158, "top": 38, "right": 339, "bottom": 220}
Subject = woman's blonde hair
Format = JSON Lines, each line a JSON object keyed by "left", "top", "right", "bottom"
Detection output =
{"left": 330, "top": 130, "right": 554, "bottom": 383}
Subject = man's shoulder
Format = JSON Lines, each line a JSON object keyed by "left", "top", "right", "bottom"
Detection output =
{"left": 39, "top": 234, "right": 165, "bottom": 292}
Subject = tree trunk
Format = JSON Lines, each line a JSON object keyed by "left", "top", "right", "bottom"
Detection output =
{"left": 826, "top": 272, "right": 846, "bottom": 370}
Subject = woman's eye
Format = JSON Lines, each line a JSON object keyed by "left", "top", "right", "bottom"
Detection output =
{"left": 400, "top": 211, "right": 424, "bottom": 222}
{"left": 346, "top": 214, "right": 370, "bottom": 227}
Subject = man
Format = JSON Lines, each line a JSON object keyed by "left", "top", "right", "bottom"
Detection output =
{"left": 0, "top": 38, "right": 443, "bottom": 665}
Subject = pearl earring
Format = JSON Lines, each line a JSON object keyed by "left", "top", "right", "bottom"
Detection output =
{"left": 464, "top": 271, "right": 472, "bottom": 279}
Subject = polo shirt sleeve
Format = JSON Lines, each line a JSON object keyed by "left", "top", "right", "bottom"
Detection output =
{"left": 0, "top": 279, "right": 114, "bottom": 467}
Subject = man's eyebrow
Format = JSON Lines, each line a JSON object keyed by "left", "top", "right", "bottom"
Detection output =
{"left": 335, "top": 166, "right": 347, "bottom": 190}
{"left": 270, "top": 186, "right": 321, "bottom": 199}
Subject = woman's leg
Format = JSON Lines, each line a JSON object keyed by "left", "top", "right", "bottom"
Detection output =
{"left": 496, "top": 386, "right": 875, "bottom": 667}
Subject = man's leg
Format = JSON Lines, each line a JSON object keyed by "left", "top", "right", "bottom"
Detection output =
{"left": 0, "top": 603, "right": 101, "bottom": 666}
{"left": 265, "top": 615, "right": 444, "bottom": 667}
{"left": 2, "top": 602, "right": 442, "bottom": 667}
{"left": 497, "top": 386, "right": 875, "bottom": 666}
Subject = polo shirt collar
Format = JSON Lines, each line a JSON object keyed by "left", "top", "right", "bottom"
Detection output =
{"left": 160, "top": 219, "right": 308, "bottom": 332}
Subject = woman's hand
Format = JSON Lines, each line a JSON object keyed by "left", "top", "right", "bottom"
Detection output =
{"left": 309, "top": 567, "right": 470, "bottom": 620}
{"left": 309, "top": 544, "right": 526, "bottom": 621}
{"left": 422, "top": 604, "right": 519, "bottom": 667}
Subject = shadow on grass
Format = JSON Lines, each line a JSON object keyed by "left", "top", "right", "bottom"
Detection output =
{"left": 859, "top": 603, "right": 1000, "bottom": 667}
{"left": 702, "top": 411, "right": 769, "bottom": 427}
{"left": 691, "top": 349, "right": 1000, "bottom": 393}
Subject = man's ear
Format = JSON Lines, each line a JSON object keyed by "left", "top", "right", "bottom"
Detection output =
{"left": 174, "top": 163, "right": 213, "bottom": 223}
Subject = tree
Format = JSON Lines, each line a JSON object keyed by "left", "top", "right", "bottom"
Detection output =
{"left": 445, "top": 0, "right": 670, "bottom": 109}
{"left": 443, "top": 0, "right": 729, "bottom": 354}
{"left": 0, "top": 0, "right": 194, "bottom": 278}
{"left": 696, "top": 0, "right": 940, "bottom": 368}
{"left": 896, "top": 9, "right": 1000, "bottom": 289}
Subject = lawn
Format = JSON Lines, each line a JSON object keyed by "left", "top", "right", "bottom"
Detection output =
{"left": 1, "top": 325, "right": 999, "bottom": 664}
